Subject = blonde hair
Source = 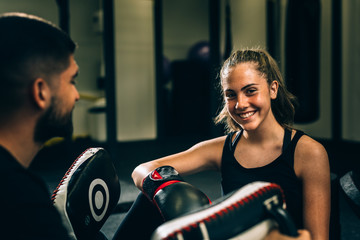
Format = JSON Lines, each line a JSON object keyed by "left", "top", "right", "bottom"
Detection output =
{"left": 214, "top": 48, "right": 297, "bottom": 133}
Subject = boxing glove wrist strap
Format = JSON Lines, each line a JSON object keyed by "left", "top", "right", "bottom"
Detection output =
{"left": 142, "top": 166, "right": 183, "bottom": 200}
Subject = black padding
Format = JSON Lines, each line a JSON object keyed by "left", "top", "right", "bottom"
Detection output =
{"left": 53, "top": 148, "right": 121, "bottom": 240}
{"left": 67, "top": 149, "right": 120, "bottom": 239}
{"left": 169, "top": 60, "right": 211, "bottom": 137}
{"left": 285, "top": 0, "right": 321, "bottom": 123}
{"left": 154, "top": 182, "right": 210, "bottom": 221}
{"left": 330, "top": 173, "right": 341, "bottom": 240}
{"left": 340, "top": 170, "right": 360, "bottom": 218}
{"left": 266, "top": 0, "right": 281, "bottom": 62}
{"left": 152, "top": 182, "right": 297, "bottom": 240}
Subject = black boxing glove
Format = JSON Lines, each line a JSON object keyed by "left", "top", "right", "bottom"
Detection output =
{"left": 142, "top": 165, "right": 184, "bottom": 201}
{"left": 142, "top": 166, "right": 211, "bottom": 221}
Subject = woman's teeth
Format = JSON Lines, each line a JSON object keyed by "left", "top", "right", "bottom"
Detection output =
{"left": 239, "top": 111, "right": 255, "bottom": 119}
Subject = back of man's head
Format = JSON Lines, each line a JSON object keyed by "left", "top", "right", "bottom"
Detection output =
{"left": 0, "top": 12, "right": 76, "bottom": 118}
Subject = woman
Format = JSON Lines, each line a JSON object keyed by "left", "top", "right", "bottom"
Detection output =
{"left": 130, "top": 48, "right": 330, "bottom": 240}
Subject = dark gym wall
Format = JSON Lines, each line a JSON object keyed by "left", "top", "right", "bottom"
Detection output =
{"left": 6, "top": 0, "right": 358, "bottom": 143}
{"left": 285, "top": 0, "right": 321, "bottom": 124}
{"left": 111, "top": 0, "right": 360, "bottom": 142}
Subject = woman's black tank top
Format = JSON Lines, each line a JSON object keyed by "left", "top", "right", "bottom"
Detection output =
{"left": 220, "top": 129, "right": 304, "bottom": 228}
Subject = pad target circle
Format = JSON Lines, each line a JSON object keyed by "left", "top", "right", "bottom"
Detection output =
{"left": 88, "top": 178, "right": 109, "bottom": 222}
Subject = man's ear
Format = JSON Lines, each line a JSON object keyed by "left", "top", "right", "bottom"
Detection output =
{"left": 270, "top": 80, "right": 279, "bottom": 100}
{"left": 32, "top": 78, "right": 51, "bottom": 109}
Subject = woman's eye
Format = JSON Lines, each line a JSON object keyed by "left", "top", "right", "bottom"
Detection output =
{"left": 246, "top": 88, "right": 257, "bottom": 95}
{"left": 225, "top": 93, "right": 235, "bottom": 98}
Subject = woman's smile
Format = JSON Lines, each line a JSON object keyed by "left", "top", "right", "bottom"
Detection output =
{"left": 238, "top": 110, "right": 256, "bottom": 120}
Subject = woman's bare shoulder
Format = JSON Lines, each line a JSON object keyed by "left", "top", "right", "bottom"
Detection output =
{"left": 295, "top": 132, "right": 327, "bottom": 157}
{"left": 294, "top": 131, "right": 329, "bottom": 178}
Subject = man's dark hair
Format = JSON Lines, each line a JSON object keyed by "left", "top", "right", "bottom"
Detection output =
{"left": 0, "top": 13, "right": 76, "bottom": 117}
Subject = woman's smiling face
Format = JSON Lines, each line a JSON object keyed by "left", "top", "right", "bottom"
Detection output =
{"left": 222, "top": 62, "right": 278, "bottom": 132}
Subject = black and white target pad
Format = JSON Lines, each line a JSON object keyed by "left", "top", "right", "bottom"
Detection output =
{"left": 52, "top": 147, "right": 121, "bottom": 240}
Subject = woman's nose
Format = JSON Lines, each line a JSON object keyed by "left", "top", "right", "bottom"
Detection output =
{"left": 235, "top": 95, "right": 248, "bottom": 110}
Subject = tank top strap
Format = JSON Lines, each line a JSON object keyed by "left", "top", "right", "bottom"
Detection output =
{"left": 230, "top": 130, "right": 243, "bottom": 153}
{"left": 282, "top": 129, "right": 305, "bottom": 168}
{"left": 282, "top": 128, "right": 292, "bottom": 152}
{"left": 291, "top": 130, "right": 305, "bottom": 145}
{"left": 283, "top": 129, "right": 305, "bottom": 152}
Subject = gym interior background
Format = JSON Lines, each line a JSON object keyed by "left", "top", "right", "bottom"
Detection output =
{"left": 1, "top": 0, "right": 359, "bottom": 239}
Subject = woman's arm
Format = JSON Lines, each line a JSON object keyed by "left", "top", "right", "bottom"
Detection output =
{"left": 294, "top": 136, "right": 330, "bottom": 240}
{"left": 131, "top": 136, "right": 226, "bottom": 190}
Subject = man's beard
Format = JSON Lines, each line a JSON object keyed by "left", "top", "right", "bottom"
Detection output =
{"left": 34, "top": 98, "right": 74, "bottom": 143}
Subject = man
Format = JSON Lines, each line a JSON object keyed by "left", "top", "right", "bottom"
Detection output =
{"left": 0, "top": 13, "right": 79, "bottom": 239}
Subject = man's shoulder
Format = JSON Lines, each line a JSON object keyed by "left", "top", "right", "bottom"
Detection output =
{"left": 1, "top": 154, "right": 71, "bottom": 239}
{"left": 2, "top": 155, "right": 51, "bottom": 204}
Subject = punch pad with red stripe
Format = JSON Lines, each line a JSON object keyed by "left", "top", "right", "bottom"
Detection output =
{"left": 151, "top": 181, "right": 298, "bottom": 240}
{"left": 52, "top": 148, "right": 121, "bottom": 240}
